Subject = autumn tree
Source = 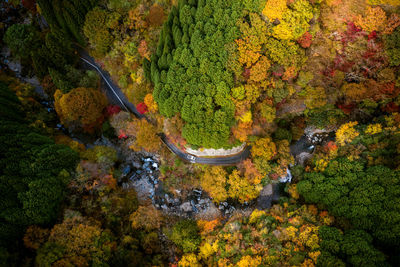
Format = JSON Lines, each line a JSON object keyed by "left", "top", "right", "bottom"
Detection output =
{"left": 130, "top": 206, "right": 163, "bottom": 232}
{"left": 355, "top": 6, "right": 387, "bottom": 33}
{"left": 227, "top": 170, "right": 262, "bottom": 203}
{"left": 239, "top": 159, "right": 263, "bottom": 185}
{"left": 23, "top": 226, "right": 50, "bottom": 250}
{"left": 271, "top": 0, "right": 314, "bottom": 41}
{"left": 262, "top": 0, "right": 288, "bottom": 22}
{"left": 341, "top": 82, "right": 367, "bottom": 102}
{"left": 144, "top": 93, "right": 158, "bottom": 113}
{"left": 126, "top": 118, "right": 161, "bottom": 152}
{"left": 251, "top": 136, "right": 277, "bottom": 160}
{"left": 35, "top": 216, "right": 115, "bottom": 266}
{"left": 249, "top": 56, "right": 271, "bottom": 82}
{"left": 83, "top": 7, "right": 115, "bottom": 57}
{"left": 298, "top": 31, "right": 313, "bottom": 48}
{"left": 303, "top": 86, "right": 327, "bottom": 109}
{"left": 335, "top": 121, "right": 359, "bottom": 146}
{"left": 54, "top": 87, "right": 107, "bottom": 132}
{"left": 200, "top": 166, "right": 228, "bottom": 203}
{"left": 170, "top": 219, "right": 201, "bottom": 253}
{"left": 146, "top": 4, "right": 165, "bottom": 27}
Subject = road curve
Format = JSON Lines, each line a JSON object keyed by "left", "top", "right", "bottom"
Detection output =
{"left": 79, "top": 49, "right": 250, "bottom": 165}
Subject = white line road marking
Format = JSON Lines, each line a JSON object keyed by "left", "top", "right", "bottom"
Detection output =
{"left": 80, "top": 57, "right": 129, "bottom": 112}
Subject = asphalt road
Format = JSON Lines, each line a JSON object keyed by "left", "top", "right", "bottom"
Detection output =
{"left": 79, "top": 50, "right": 250, "bottom": 165}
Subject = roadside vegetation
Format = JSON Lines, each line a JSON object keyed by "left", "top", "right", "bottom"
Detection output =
{"left": 1, "top": 0, "right": 400, "bottom": 266}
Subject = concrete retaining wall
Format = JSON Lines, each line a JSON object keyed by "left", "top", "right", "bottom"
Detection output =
{"left": 186, "top": 143, "right": 246, "bottom": 157}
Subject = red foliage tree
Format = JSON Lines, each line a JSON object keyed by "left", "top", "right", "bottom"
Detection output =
{"left": 136, "top": 102, "right": 148, "bottom": 114}
{"left": 105, "top": 105, "right": 121, "bottom": 117}
{"left": 298, "top": 32, "right": 312, "bottom": 48}
{"left": 383, "top": 102, "right": 400, "bottom": 113}
{"left": 337, "top": 102, "right": 356, "bottom": 114}
{"left": 22, "top": 0, "right": 36, "bottom": 13}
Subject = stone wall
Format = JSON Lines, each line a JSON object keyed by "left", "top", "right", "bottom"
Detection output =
{"left": 186, "top": 142, "right": 246, "bottom": 157}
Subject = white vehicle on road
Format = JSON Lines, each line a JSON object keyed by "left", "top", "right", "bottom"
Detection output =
{"left": 187, "top": 155, "right": 196, "bottom": 163}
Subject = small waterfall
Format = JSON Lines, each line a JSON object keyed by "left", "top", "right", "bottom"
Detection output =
{"left": 279, "top": 168, "right": 292, "bottom": 183}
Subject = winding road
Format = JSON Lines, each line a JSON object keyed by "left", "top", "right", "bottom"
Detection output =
{"left": 79, "top": 49, "right": 251, "bottom": 165}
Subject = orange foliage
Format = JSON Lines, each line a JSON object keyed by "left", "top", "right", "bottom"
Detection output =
{"left": 197, "top": 219, "right": 220, "bottom": 235}
{"left": 144, "top": 93, "right": 158, "bottom": 113}
{"left": 23, "top": 225, "right": 50, "bottom": 250}
{"left": 297, "top": 32, "right": 312, "bottom": 48}
{"left": 239, "top": 159, "right": 263, "bottom": 185}
{"left": 232, "top": 121, "right": 252, "bottom": 142}
{"left": 138, "top": 40, "right": 151, "bottom": 60}
{"left": 128, "top": 5, "right": 147, "bottom": 31}
{"left": 100, "top": 174, "right": 117, "bottom": 190}
{"left": 355, "top": 6, "right": 387, "bottom": 33}
{"left": 384, "top": 13, "right": 400, "bottom": 35}
{"left": 249, "top": 56, "right": 271, "bottom": 82}
{"left": 54, "top": 87, "right": 107, "bottom": 131}
{"left": 235, "top": 37, "right": 262, "bottom": 68}
{"left": 146, "top": 4, "right": 165, "bottom": 27}
{"left": 282, "top": 66, "right": 297, "bottom": 81}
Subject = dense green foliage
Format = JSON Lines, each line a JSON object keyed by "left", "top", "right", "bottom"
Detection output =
{"left": 297, "top": 158, "right": 400, "bottom": 247}
{"left": 318, "top": 226, "right": 386, "bottom": 267}
{"left": 151, "top": 0, "right": 245, "bottom": 148}
{"left": 0, "top": 82, "right": 79, "bottom": 251}
{"left": 170, "top": 219, "right": 201, "bottom": 253}
{"left": 3, "top": 24, "right": 40, "bottom": 60}
{"left": 83, "top": 7, "right": 115, "bottom": 57}
{"left": 37, "top": 0, "right": 97, "bottom": 45}
{"left": 385, "top": 27, "right": 400, "bottom": 66}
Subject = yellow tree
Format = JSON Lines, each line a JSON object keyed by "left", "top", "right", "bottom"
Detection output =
{"left": 341, "top": 83, "right": 367, "bottom": 102}
{"left": 37, "top": 216, "right": 115, "bottom": 266}
{"left": 144, "top": 93, "right": 158, "bottom": 113}
{"left": 336, "top": 121, "right": 359, "bottom": 146}
{"left": 200, "top": 166, "right": 228, "bottom": 203}
{"left": 235, "top": 37, "right": 261, "bottom": 68}
{"left": 237, "top": 255, "right": 262, "bottom": 267}
{"left": 54, "top": 87, "right": 107, "bottom": 131}
{"left": 126, "top": 118, "right": 161, "bottom": 152}
{"left": 262, "top": 0, "right": 288, "bottom": 22}
{"left": 228, "top": 170, "right": 261, "bottom": 203}
{"left": 251, "top": 137, "right": 277, "bottom": 160}
{"left": 303, "top": 86, "right": 327, "bottom": 109}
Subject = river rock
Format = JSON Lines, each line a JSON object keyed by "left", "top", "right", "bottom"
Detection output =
{"left": 132, "top": 161, "right": 142, "bottom": 169}
{"left": 256, "top": 184, "right": 274, "bottom": 210}
{"left": 195, "top": 202, "right": 221, "bottom": 221}
{"left": 180, "top": 202, "right": 192, "bottom": 212}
